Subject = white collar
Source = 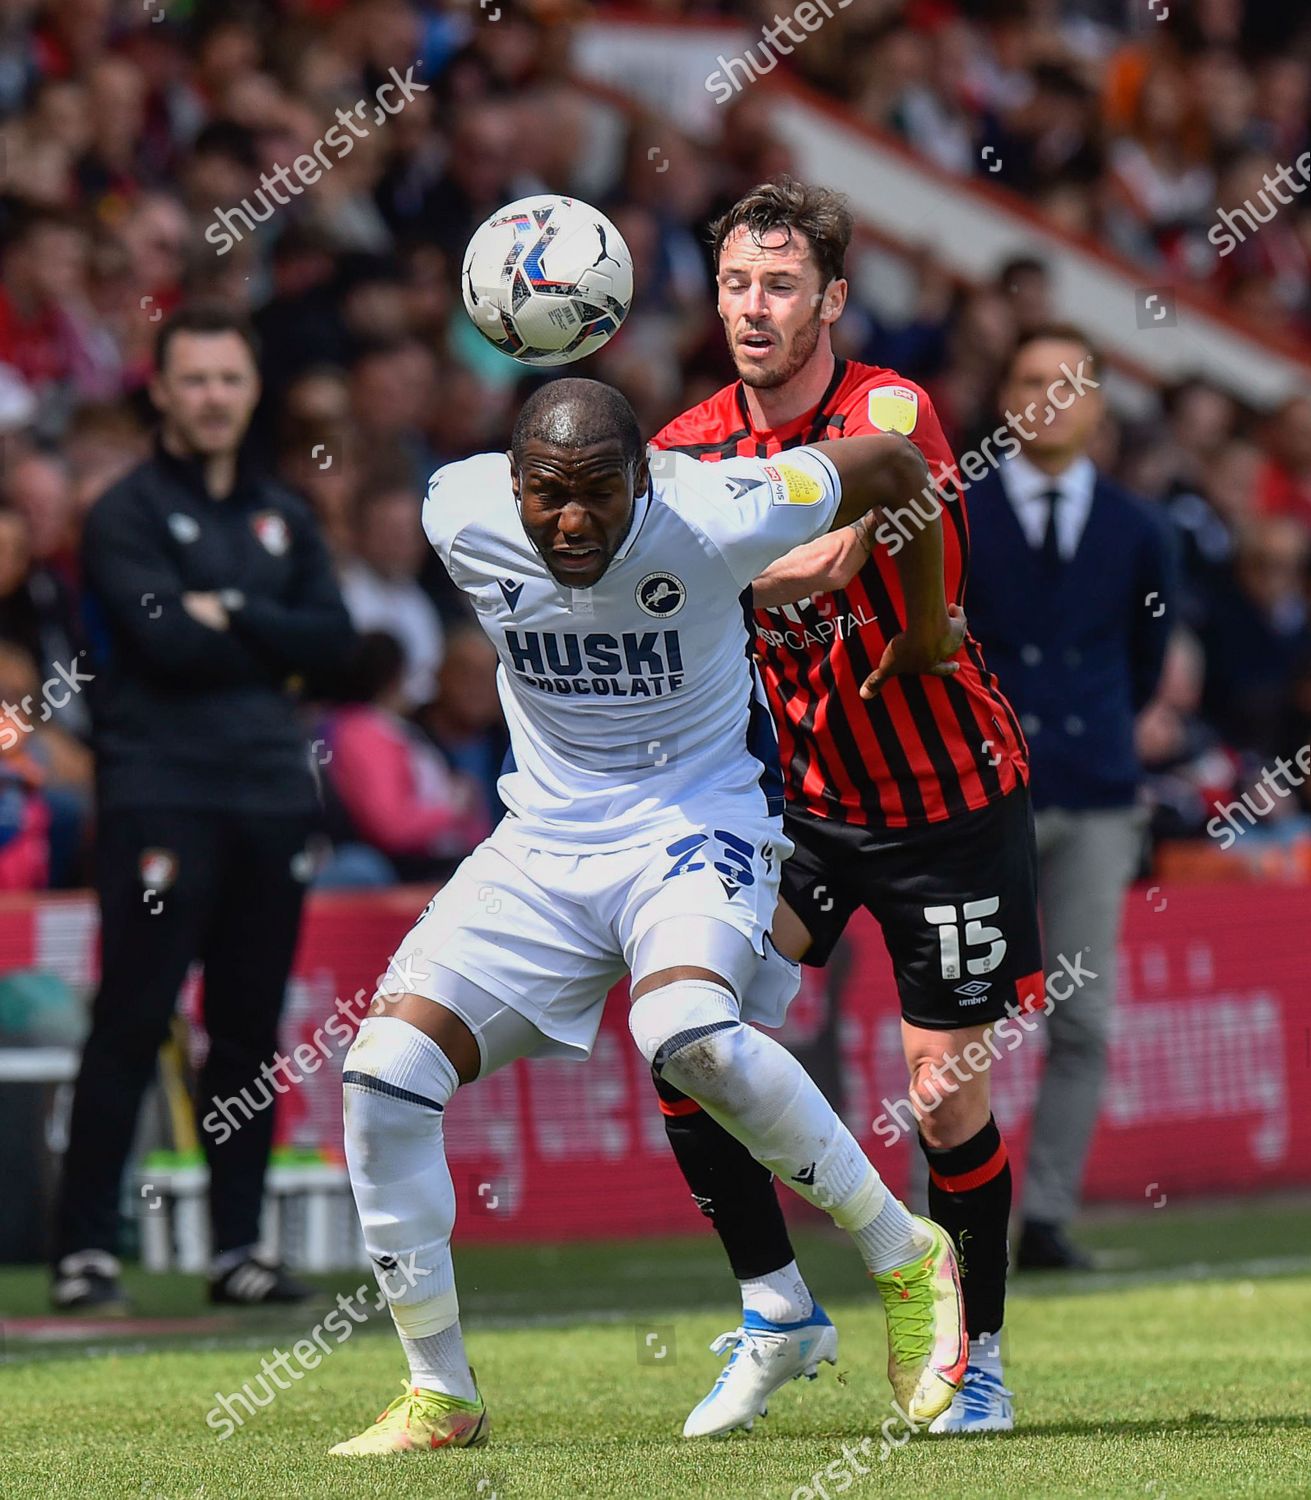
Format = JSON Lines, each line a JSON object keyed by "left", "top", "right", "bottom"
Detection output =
{"left": 612, "top": 484, "right": 651, "bottom": 565}
{"left": 1000, "top": 451, "right": 1096, "bottom": 508}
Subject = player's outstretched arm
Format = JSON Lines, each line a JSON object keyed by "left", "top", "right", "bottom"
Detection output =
{"left": 806, "top": 434, "right": 965, "bottom": 698}
{"left": 752, "top": 513, "right": 876, "bottom": 607}
{"left": 752, "top": 433, "right": 932, "bottom": 607}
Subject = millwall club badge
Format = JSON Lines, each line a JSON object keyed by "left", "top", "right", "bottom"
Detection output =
{"left": 636, "top": 571, "right": 686, "bottom": 618}
{"left": 251, "top": 511, "right": 291, "bottom": 556}
{"left": 139, "top": 848, "right": 178, "bottom": 892}
{"left": 867, "top": 383, "right": 920, "bottom": 436}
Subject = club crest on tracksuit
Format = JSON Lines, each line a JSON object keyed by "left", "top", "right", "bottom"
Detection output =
{"left": 139, "top": 847, "right": 178, "bottom": 891}
{"left": 251, "top": 511, "right": 291, "bottom": 556}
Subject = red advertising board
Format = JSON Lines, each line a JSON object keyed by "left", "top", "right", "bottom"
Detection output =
{"left": 1, "top": 882, "right": 1306, "bottom": 1243}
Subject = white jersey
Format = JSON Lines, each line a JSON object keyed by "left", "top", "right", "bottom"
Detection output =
{"left": 423, "top": 445, "right": 842, "bottom": 850}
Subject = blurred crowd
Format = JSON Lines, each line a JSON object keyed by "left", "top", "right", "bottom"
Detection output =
{"left": 744, "top": 0, "right": 1311, "bottom": 341}
{"left": 0, "top": 0, "right": 1308, "bottom": 890}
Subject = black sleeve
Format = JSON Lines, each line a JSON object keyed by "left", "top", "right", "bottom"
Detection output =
{"left": 226, "top": 497, "right": 357, "bottom": 679}
{"left": 1130, "top": 508, "right": 1176, "bottom": 713}
{"left": 82, "top": 486, "right": 274, "bottom": 688}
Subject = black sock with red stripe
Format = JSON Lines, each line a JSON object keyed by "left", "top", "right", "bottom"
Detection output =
{"left": 652, "top": 1069, "right": 795, "bottom": 1279}
{"left": 919, "top": 1115, "right": 1011, "bottom": 1339}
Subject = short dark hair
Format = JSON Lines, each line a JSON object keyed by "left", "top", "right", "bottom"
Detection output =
{"left": 6, "top": 207, "right": 85, "bottom": 252}
{"left": 709, "top": 176, "right": 852, "bottom": 288}
{"left": 510, "top": 378, "right": 643, "bottom": 468}
{"left": 997, "top": 255, "right": 1049, "bottom": 287}
{"left": 1007, "top": 322, "right": 1100, "bottom": 381}
{"left": 155, "top": 303, "right": 260, "bottom": 372}
{"left": 337, "top": 630, "right": 406, "bottom": 703}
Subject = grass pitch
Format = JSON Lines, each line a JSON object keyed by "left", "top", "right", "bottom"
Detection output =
{"left": 2, "top": 1199, "right": 1308, "bottom": 1499}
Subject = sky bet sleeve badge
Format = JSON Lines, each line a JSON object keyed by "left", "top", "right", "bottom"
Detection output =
{"left": 761, "top": 462, "right": 824, "bottom": 507}
{"left": 867, "top": 384, "right": 920, "bottom": 435}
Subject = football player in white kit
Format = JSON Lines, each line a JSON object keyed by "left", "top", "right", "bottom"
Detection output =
{"left": 330, "top": 379, "right": 968, "bottom": 1456}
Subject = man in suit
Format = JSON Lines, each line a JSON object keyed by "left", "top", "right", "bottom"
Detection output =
{"left": 965, "top": 324, "right": 1174, "bottom": 1268}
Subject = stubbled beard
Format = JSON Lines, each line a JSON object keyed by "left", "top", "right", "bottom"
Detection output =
{"left": 735, "top": 312, "right": 823, "bottom": 390}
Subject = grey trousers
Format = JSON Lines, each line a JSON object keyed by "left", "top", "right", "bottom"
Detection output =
{"left": 1023, "top": 803, "right": 1145, "bottom": 1226}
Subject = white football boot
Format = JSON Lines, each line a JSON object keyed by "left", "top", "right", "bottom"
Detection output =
{"left": 682, "top": 1305, "right": 838, "bottom": 1438}
{"left": 927, "top": 1363, "right": 1015, "bottom": 1434}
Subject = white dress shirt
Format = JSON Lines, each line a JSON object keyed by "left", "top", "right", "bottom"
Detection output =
{"left": 998, "top": 452, "right": 1097, "bottom": 561}
{"left": 340, "top": 562, "right": 446, "bottom": 710}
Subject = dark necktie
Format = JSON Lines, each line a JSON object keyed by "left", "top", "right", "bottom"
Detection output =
{"left": 1038, "top": 488, "right": 1063, "bottom": 574}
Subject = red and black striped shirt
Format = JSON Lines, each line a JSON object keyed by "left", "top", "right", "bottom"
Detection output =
{"left": 652, "top": 359, "right": 1028, "bottom": 829}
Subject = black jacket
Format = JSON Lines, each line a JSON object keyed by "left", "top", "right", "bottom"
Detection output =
{"left": 965, "top": 466, "right": 1175, "bottom": 812}
{"left": 83, "top": 442, "right": 356, "bottom": 813}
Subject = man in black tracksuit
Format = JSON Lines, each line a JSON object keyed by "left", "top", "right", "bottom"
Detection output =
{"left": 52, "top": 305, "right": 356, "bottom": 1311}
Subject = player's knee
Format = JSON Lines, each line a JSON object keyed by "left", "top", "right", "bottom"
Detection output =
{"left": 628, "top": 979, "right": 741, "bottom": 1092}
{"left": 342, "top": 1017, "right": 454, "bottom": 1166}
{"left": 907, "top": 1055, "right": 990, "bottom": 1148}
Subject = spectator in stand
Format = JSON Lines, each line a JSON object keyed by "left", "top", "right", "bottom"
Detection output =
{"left": 276, "top": 373, "right": 361, "bottom": 566}
{"left": 411, "top": 98, "right": 541, "bottom": 261}
{"left": 319, "top": 630, "right": 488, "bottom": 886}
{"left": 0, "top": 637, "right": 92, "bottom": 887}
{"left": 1255, "top": 396, "right": 1311, "bottom": 530}
{"left": 0, "top": 212, "right": 119, "bottom": 432}
{"left": 0, "top": 642, "right": 54, "bottom": 891}
{"left": 419, "top": 620, "right": 507, "bottom": 830}
{"left": 339, "top": 467, "right": 446, "bottom": 711}
{"left": 0, "top": 504, "right": 82, "bottom": 715}
{"left": 61, "top": 401, "right": 149, "bottom": 521}
{"left": 1201, "top": 517, "right": 1311, "bottom": 757}
{"left": 348, "top": 337, "right": 440, "bottom": 490}
{"left": 1105, "top": 59, "right": 1216, "bottom": 265}
{"left": 2, "top": 454, "right": 85, "bottom": 683}
{"left": 996, "top": 257, "right": 1055, "bottom": 339}
{"left": 1165, "top": 437, "right": 1262, "bottom": 631}
{"left": 1137, "top": 629, "right": 1242, "bottom": 846}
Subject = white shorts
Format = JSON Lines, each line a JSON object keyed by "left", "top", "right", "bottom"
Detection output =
{"left": 386, "top": 813, "right": 798, "bottom": 1063}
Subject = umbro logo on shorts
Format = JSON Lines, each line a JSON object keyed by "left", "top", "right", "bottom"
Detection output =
{"left": 955, "top": 980, "right": 992, "bottom": 1002}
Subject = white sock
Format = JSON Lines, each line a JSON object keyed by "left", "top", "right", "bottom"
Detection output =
{"left": 971, "top": 1329, "right": 1004, "bottom": 1376}
{"left": 343, "top": 1018, "right": 475, "bottom": 1400}
{"left": 740, "top": 1260, "right": 814, "bottom": 1323}
{"left": 399, "top": 1321, "right": 477, "bottom": 1402}
{"left": 640, "top": 985, "right": 907, "bottom": 1274}
{"left": 851, "top": 1192, "right": 924, "bottom": 1275}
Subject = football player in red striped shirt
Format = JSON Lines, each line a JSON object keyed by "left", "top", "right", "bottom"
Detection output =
{"left": 650, "top": 178, "right": 1041, "bottom": 1437}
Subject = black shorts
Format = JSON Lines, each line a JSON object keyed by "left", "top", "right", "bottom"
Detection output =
{"left": 780, "top": 784, "right": 1043, "bottom": 1030}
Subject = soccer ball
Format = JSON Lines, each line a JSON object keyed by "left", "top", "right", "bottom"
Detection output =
{"left": 461, "top": 195, "right": 634, "bottom": 366}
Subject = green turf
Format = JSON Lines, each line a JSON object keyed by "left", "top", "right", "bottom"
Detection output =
{"left": 2, "top": 1201, "right": 1309, "bottom": 1498}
